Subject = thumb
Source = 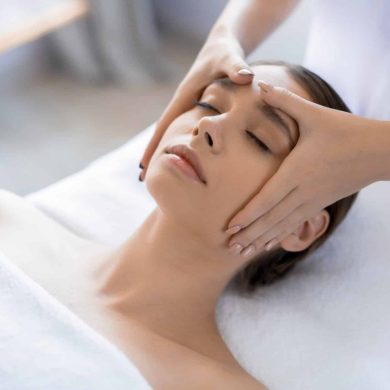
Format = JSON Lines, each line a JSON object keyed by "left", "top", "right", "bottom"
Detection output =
{"left": 258, "top": 80, "right": 316, "bottom": 121}
{"left": 224, "top": 56, "right": 254, "bottom": 85}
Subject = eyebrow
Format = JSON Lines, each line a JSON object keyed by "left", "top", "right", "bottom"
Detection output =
{"left": 212, "top": 78, "right": 296, "bottom": 148}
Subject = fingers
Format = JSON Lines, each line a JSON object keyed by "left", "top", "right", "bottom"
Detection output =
{"left": 224, "top": 57, "right": 254, "bottom": 85}
{"left": 226, "top": 161, "right": 297, "bottom": 231}
{"left": 227, "top": 191, "right": 301, "bottom": 250}
{"left": 247, "top": 208, "right": 305, "bottom": 253}
{"left": 228, "top": 204, "right": 305, "bottom": 257}
{"left": 139, "top": 80, "right": 204, "bottom": 179}
{"left": 257, "top": 80, "right": 316, "bottom": 121}
{"left": 139, "top": 53, "right": 253, "bottom": 179}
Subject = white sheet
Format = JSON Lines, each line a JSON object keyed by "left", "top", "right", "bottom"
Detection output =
{"left": 26, "top": 122, "right": 390, "bottom": 389}
{"left": 0, "top": 250, "right": 151, "bottom": 389}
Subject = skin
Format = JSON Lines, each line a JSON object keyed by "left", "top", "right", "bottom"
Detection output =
{"left": 139, "top": 0, "right": 301, "bottom": 178}
{"left": 92, "top": 65, "right": 329, "bottom": 373}
{"left": 140, "top": 0, "right": 390, "bottom": 257}
{"left": 225, "top": 82, "right": 390, "bottom": 252}
{"left": 0, "top": 65, "right": 331, "bottom": 389}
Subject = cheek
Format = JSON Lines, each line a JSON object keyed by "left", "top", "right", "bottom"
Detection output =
{"left": 146, "top": 115, "right": 194, "bottom": 168}
{"left": 145, "top": 162, "right": 209, "bottom": 236}
{"left": 215, "top": 156, "right": 279, "bottom": 220}
{"left": 165, "top": 112, "right": 197, "bottom": 137}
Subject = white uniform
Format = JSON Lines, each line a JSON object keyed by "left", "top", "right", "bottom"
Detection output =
{"left": 303, "top": 0, "right": 390, "bottom": 120}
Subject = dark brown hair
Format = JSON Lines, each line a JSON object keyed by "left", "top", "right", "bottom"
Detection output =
{"left": 230, "top": 60, "right": 359, "bottom": 294}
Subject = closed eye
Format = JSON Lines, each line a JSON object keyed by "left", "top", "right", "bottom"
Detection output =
{"left": 245, "top": 130, "right": 271, "bottom": 153}
{"left": 193, "top": 100, "right": 220, "bottom": 114}
{"left": 193, "top": 100, "right": 271, "bottom": 153}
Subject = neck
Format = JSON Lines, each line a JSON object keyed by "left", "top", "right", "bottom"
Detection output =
{"left": 92, "top": 208, "right": 242, "bottom": 346}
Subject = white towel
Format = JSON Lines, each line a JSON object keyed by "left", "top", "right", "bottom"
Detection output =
{"left": 26, "top": 122, "right": 390, "bottom": 389}
{"left": 0, "top": 249, "right": 151, "bottom": 390}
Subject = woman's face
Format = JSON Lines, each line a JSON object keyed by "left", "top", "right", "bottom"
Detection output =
{"left": 145, "top": 65, "right": 311, "bottom": 244}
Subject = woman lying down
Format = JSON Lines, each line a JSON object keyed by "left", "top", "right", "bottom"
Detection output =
{"left": 0, "top": 60, "right": 358, "bottom": 389}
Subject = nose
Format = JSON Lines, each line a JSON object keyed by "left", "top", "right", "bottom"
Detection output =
{"left": 192, "top": 116, "right": 223, "bottom": 153}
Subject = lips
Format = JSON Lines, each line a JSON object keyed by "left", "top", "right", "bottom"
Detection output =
{"left": 164, "top": 144, "right": 207, "bottom": 184}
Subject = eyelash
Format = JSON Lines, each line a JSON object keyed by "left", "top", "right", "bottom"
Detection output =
{"left": 193, "top": 100, "right": 271, "bottom": 153}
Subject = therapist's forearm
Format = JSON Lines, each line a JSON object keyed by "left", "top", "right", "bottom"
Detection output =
{"left": 209, "top": 0, "right": 301, "bottom": 56}
{"left": 373, "top": 121, "right": 390, "bottom": 182}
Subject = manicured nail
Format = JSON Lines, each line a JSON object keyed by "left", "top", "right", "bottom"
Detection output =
{"left": 237, "top": 69, "right": 254, "bottom": 76}
{"left": 258, "top": 80, "right": 273, "bottom": 93}
{"left": 265, "top": 238, "right": 278, "bottom": 251}
{"left": 139, "top": 163, "right": 144, "bottom": 169}
{"left": 138, "top": 172, "right": 143, "bottom": 182}
{"left": 229, "top": 243, "right": 243, "bottom": 255}
{"left": 241, "top": 245, "right": 255, "bottom": 258}
{"left": 225, "top": 225, "right": 242, "bottom": 235}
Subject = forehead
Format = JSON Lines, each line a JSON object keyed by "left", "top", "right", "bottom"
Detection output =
{"left": 210, "top": 64, "right": 311, "bottom": 101}
{"left": 205, "top": 65, "right": 309, "bottom": 150}
{"left": 248, "top": 65, "right": 312, "bottom": 100}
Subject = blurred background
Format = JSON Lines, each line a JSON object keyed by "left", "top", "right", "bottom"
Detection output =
{"left": 0, "top": 0, "right": 312, "bottom": 195}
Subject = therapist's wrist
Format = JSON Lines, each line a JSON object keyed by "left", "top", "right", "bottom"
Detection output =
{"left": 208, "top": 24, "right": 242, "bottom": 52}
{"left": 202, "top": 26, "right": 246, "bottom": 63}
{"left": 209, "top": 23, "right": 233, "bottom": 40}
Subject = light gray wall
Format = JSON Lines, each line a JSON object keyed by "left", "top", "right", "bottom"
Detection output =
{"left": 153, "top": 0, "right": 227, "bottom": 42}
{"left": 154, "top": 0, "right": 313, "bottom": 64}
{"left": 0, "top": 42, "right": 47, "bottom": 88}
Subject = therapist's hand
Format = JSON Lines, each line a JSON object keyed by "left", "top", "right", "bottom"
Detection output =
{"left": 138, "top": 33, "right": 254, "bottom": 180}
{"left": 226, "top": 81, "right": 384, "bottom": 254}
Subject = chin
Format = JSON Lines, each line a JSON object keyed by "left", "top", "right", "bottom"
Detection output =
{"left": 145, "top": 162, "right": 216, "bottom": 238}
{"left": 146, "top": 162, "right": 194, "bottom": 217}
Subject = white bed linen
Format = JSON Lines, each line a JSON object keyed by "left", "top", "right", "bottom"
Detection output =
{"left": 25, "top": 122, "right": 390, "bottom": 389}
{"left": 0, "top": 249, "right": 151, "bottom": 390}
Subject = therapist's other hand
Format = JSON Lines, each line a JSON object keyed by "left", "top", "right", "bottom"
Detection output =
{"left": 226, "top": 81, "right": 379, "bottom": 254}
{"left": 138, "top": 34, "right": 254, "bottom": 181}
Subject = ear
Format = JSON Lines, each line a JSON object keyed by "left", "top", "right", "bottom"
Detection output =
{"left": 279, "top": 210, "right": 330, "bottom": 252}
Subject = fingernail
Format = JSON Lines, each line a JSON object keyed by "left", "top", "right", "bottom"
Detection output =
{"left": 225, "top": 225, "right": 242, "bottom": 235}
{"left": 258, "top": 80, "right": 272, "bottom": 93}
{"left": 241, "top": 245, "right": 255, "bottom": 258}
{"left": 229, "top": 243, "right": 243, "bottom": 255}
{"left": 237, "top": 69, "right": 254, "bottom": 76}
{"left": 138, "top": 172, "right": 143, "bottom": 182}
{"left": 139, "top": 163, "right": 144, "bottom": 169}
{"left": 265, "top": 238, "right": 278, "bottom": 251}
